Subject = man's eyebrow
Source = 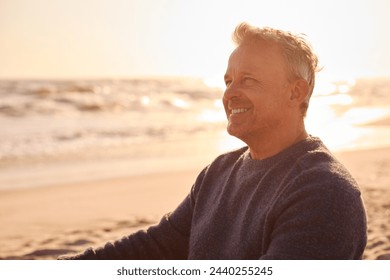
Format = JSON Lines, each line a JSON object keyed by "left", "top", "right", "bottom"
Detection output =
{"left": 241, "top": 71, "right": 257, "bottom": 77}
{"left": 224, "top": 71, "right": 256, "bottom": 80}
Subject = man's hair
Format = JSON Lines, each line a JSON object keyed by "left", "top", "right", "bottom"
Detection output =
{"left": 232, "top": 22, "right": 320, "bottom": 116}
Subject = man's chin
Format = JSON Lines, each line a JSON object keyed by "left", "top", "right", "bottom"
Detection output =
{"left": 227, "top": 126, "right": 246, "bottom": 142}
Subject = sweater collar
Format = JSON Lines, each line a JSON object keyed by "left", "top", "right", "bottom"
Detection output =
{"left": 241, "top": 135, "right": 325, "bottom": 167}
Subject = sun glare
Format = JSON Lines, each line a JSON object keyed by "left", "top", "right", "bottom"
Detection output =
{"left": 197, "top": 107, "right": 225, "bottom": 123}
{"left": 203, "top": 77, "right": 226, "bottom": 90}
{"left": 172, "top": 98, "right": 190, "bottom": 109}
{"left": 343, "top": 108, "right": 390, "bottom": 126}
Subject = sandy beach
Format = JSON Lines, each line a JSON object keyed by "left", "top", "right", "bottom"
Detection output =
{"left": 0, "top": 146, "right": 389, "bottom": 260}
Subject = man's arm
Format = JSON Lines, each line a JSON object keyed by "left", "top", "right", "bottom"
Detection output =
{"left": 260, "top": 179, "right": 367, "bottom": 260}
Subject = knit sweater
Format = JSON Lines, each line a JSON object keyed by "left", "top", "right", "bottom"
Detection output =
{"left": 61, "top": 136, "right": 367, "bottom": 259}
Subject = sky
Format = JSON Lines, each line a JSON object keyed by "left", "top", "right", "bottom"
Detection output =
{"left": 1, "top": 0, "right": 390, "bottom": 83}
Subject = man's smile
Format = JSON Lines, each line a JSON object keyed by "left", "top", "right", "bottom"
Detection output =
{"left": 228, "top": 107, "right": 250, "bottom": 119}
{"left": 230, "top": 108, "right": 249, "bottom": 114}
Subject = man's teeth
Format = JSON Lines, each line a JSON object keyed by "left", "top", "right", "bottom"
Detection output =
{"left": 231, "top": 108, "right": 249, "bottom": 114}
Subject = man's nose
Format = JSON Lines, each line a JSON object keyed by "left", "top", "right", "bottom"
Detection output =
{"left": 223, "top": 82, "right": 242, "bottom": 101}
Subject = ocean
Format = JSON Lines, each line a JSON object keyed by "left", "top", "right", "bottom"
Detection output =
{"left": 0, "top": 77, "right": 226, "bottom": 162}
{"left": 0, "top": 77, "right": 389, "bottom": 189}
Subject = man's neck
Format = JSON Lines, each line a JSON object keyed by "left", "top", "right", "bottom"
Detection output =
{"left": 248, "top": 127, "right": 308, "bottom": 160}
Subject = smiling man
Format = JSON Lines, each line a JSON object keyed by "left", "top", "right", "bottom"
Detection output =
{"left": 223, "top": 29, "right": 310, "bottom": 160}
{"left": 60, "top": 23, "right": 367, "bottom": 260}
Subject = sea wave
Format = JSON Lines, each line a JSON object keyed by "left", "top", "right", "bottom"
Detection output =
{"left": 0, "top": 78, "right": 226, "bottom": 161}
{"left": 0, "top": 77, "right": 389, "bottom": 161}
{"left": 0, "top": 78, "right": 222, "bottom": 117}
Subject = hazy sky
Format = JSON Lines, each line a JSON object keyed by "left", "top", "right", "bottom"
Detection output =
{"left": 1, "top": 0, "right": 389, "bottom": 82}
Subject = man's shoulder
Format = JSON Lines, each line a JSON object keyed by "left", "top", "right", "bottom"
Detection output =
{"left": 296, "top": 142, "right": 345, "bottom": 174}
{"left": 294, "top": 143, "right": 360, "bottom": 194}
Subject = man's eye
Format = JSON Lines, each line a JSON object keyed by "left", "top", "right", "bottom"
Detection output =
{"left": 225, "top": 80, "right": 232, "bottom": 87}
{"left": 243, "top": 77, "right": 254, "bottom": 83}
{"left": 242, "top": 77, "right": 258, "bottom": 86}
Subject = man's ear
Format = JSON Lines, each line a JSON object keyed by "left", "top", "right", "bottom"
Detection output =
{"left": 289, "top": 79, "right": 310, "bottom": 107}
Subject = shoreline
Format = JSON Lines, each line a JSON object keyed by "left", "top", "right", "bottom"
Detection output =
{"left": 1, "top": 134, "right": 389, "bottom": 191}
{"left": 0, "top": 133, "right": 233, "bottom": 191}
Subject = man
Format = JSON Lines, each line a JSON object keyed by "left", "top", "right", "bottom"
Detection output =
{"left": 60, "top": 23, "right": 367, "bottom": 260}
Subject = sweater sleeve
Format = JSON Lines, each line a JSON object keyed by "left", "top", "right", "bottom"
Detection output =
{"left": 260, "top": 175, "right": 367, "bottom": 260}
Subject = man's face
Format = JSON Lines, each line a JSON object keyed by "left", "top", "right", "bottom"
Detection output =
{"left": 223, "top": 40, "right": 293, "bottom": 143}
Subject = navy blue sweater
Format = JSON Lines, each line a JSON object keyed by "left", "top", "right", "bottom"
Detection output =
{"left": 61, "top": 136, "right": 367, "bottom": 259}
